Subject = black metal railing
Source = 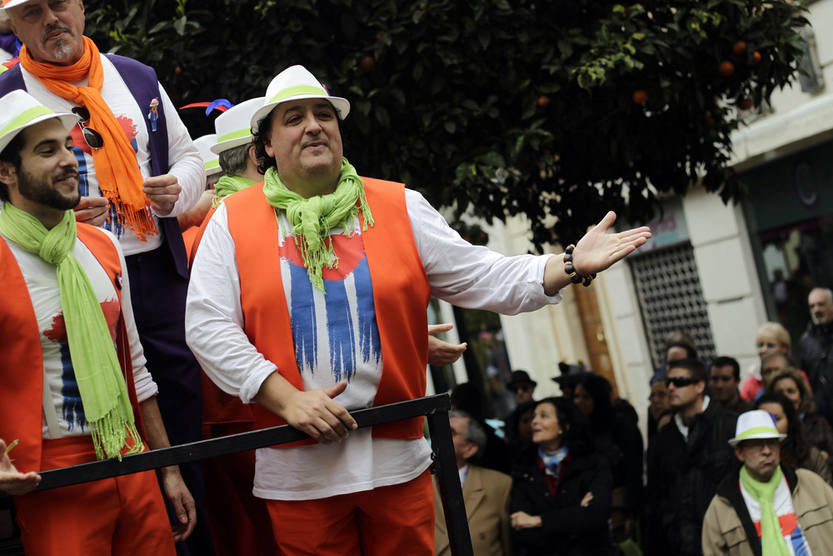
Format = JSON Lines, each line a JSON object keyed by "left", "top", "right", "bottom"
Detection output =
{"left": 24, "top": 394, "right": 474, "bottom": 555}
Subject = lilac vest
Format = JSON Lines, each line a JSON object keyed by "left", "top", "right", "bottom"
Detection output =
{"left": 0, "top": 55, "right": 189, "bottom": 278}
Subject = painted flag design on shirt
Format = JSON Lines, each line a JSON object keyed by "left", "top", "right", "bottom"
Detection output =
{"left": 42, "top": 299, "right": 121, "bottom": 431}
{"left": 279, "top": 226, "right": 381, "bottom": 383}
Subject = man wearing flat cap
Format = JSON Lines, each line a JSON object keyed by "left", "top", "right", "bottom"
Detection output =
{"left": 186, "top": 64, "right": 651, "bottom": 555}
{"left": 507, "top": 370, "right": 537, "bottom": 406}
{"left": 702, "top": 409, "right": 833, "bottom": 555}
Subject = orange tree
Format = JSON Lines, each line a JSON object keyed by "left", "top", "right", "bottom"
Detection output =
{"left": 86, "top": 0, "right": 808, "bottom": 247}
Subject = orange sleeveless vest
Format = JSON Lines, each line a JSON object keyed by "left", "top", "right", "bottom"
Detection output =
{"left": 223, "top": 179, "right": 431, "bottom": 441}
{"left": 0, "top": 224, "right": 143, "bottom": 472}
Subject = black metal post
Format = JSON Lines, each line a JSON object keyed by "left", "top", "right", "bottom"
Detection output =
{"left": 427, "top": 407, "right": 474, "bottom": 556}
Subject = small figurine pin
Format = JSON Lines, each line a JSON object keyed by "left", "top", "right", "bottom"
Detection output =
{"left": 147, "top": 98, "right": 160, "bottom": 132}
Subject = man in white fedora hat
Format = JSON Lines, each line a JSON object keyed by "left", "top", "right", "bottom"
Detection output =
{"left": 185, "top": 63, "right": 651, "bottom": 555}
{"left": 210, "top": 97, "right": 264, "bottom": 204}
{"left": 0, "top": 3, "right": 215, "bottom": 552}
{"left": 702, "top": 409, "right": 833, "bottom": 555}
{"left": 0, "top": 89, "right": 195, "bottom": 555}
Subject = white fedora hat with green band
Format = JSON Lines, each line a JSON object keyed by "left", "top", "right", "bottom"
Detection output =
{"left": 728, "top": 409, "right": 787, "bottom": 446}
{"left": 210, "top": 97, "right": 264, "bottom": 155}
{"left": 249, "top": 65, "right": 350, "bottom": 131}
{"left": 193, "top": 134, "right": 221, "bottom": 177}
{"left": 0, "top": 90, "right": 77, "bottom": 155}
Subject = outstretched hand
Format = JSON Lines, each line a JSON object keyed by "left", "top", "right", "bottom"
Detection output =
{"left": 543, "top": 212, "right": 651, "bottom": 295}
{"left": 571, "top": 211, "right": 651, "bottom": 276}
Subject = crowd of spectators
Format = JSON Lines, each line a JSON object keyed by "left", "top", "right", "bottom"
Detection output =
{"left": 441, "top": 286, "right": 833, "bottom": 555}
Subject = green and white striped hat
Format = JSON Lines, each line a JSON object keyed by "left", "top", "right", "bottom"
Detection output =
{"left": 210, "top": 97, "right": 264, "bottom": 155}
{"left": 728, "top": 409, "right": 787, "bottom": 446}
{"left": 193, "top": 134, "right": 221, "bottom": 177}
{"left": 0, "top": 90, "right": 77, "bottom": 155}
{"left": 249, "top": 65, "right": 350, "bottom": 131}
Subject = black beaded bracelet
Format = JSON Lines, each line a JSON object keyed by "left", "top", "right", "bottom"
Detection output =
{"left": 564, "top": 244, "right": 596, "bottom": 287}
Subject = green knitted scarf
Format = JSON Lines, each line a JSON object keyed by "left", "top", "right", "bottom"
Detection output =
{"left": 263, "top": 157, "right": 373, "bottom": 292}
{"left": 740, "top": 464, "right": 791, "bottom": 556}
{"left": 0, "top": 202, "right": 141, "bottom": 461}
{"left": 212, "top": 175, "right": 257, "bottom": 208}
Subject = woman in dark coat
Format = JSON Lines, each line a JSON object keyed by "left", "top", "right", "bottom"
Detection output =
{"left": 510, "top": 397, "right": 616, "bottom": 556}
{"left": 572, "top": 372, "right": 643, "bottom": 541}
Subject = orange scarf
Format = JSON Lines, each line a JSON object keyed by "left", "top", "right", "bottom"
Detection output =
{"left": 20, "top": 36, "right": 156, "bottom": 239}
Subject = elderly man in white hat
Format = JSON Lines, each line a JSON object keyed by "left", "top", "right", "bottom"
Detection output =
{"left": 702, "top": 409, "right": 833, "bottom": 555}
{"left": 185, "top": 64, "right": 651, "bottom": 555}
{"left": 0, "top": 89, "right": 196, "bottom": 555}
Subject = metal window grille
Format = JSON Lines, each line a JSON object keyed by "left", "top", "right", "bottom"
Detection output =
{"left": 629, "top": 242, "right": 716, "bottom": 368}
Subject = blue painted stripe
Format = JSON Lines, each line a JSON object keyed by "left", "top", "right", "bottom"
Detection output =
{"left": 791, "top": 523, "right": 811, "bottom": 556}
{"left": 289, "top": 263, "right": 318, "bottom": 374}
{"left": 323, "top": 276, "right": 357, "bottom": 382}
{"left": 59, "top": 343, "right": 87, "bottom": 431}
{"left": 352, "top": 257, "right": 381, "bottom": 368}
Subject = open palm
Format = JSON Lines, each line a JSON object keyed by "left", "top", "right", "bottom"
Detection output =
{"left": 572, "top": 211, "right": 652, "bottom": 275}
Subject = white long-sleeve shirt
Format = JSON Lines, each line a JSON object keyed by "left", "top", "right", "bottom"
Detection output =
{"left": 186, "top": 187, "right": 560, "bottom": 499}
{"left": 3, "top": 230, "right": 157, "bottom": 439}
{"left": 20, "top": 55, "right": 203, "bottom": 256}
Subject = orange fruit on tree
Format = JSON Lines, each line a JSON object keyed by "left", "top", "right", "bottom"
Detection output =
{"left": 359, "top": 56, "right": 376, "bottom": 73}
{"left": 538, "top": 95, "right": 551, "bottom": 108}
{"left": 749, "top": 51, "right": 762, "bottom": 66}
{"left": 632, "top": 89, "right": 648, "bottom": 104}
{"left": 718, "top": 61, "right": 735, "bottom": 77}
{"left": 733, "top": 41, "right": 747, "bottom": 56}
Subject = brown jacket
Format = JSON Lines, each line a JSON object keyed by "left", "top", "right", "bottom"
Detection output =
{"left": 702, "top": 465, "right": 833, "bottom": 555}
{"left": 434, "top": 465, "right": 512, "bottom": 556}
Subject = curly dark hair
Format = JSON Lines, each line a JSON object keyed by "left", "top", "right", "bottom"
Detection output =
{"left": 0, "top": 132, "right": 25, "bottom": 202}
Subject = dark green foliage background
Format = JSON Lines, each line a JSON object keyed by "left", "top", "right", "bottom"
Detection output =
{"left": 85, "top": 0, "right": 807, "bottom": 248}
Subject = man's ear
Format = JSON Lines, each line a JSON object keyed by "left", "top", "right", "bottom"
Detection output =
{"left": 0, "top": 161, "right": 17, "bottom": 188}
{"left": 247, "top": 144, "right": 260, "bottom": 168}
{"left": 734, "top": 445, "right": 744, "bottom": 463}
{"left": 696, "top": 380, "right": 706, "bottom": 397}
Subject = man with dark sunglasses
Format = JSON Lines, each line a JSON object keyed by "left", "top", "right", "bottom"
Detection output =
{"left": 646, "top": 358, "right": 738, "bottom": 556}
{"left": 0, "top": 1, "right": 213, "bottom": 554}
